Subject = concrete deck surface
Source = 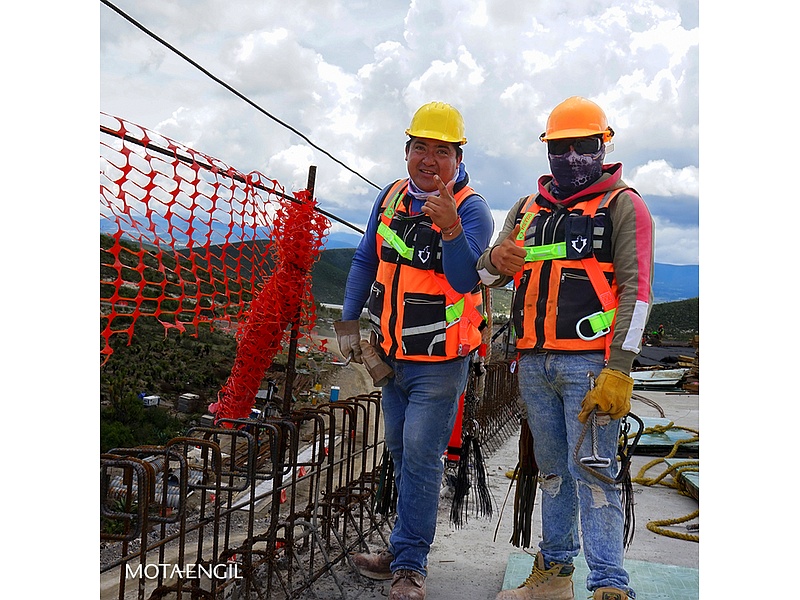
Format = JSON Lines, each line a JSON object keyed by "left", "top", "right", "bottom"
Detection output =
{"left": 347, "top": 387, "right": 701, "bottom": 599}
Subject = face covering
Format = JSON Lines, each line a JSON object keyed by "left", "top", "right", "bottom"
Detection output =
{"left": 407, "top": 162, "right": 465, "bottom": 201}
{"left": 548, "top": 147, "right": 605, "bottom": 199}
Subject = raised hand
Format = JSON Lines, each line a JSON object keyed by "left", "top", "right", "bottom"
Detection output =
{"left": 420, "top": 174, "right": 458, "bottom": 230}
{"left": 490, "top": 224, "right": 527, "bottom": 276}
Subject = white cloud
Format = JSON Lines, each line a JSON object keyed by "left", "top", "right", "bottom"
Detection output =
{"left": 100, "top": 0, "right": 700, "bottom": 263}
{"left": 267, "top": 145, "right": 315, "bottom": 192}
{"left": 652, "top": 218, "right": 699, "bottom": 266}
{"left": 627, "top": 160, "right": 699, "bottom": 197}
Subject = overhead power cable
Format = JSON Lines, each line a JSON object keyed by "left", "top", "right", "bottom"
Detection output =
{"left": 100, "top": 0, "right": 382, "bottom": 194}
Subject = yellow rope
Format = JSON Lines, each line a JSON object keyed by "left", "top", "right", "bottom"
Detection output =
{"left": 632, "top": 422, "right": 699, "bottom": 542}
{"left": 646, "top": 509, "right": 700, "bottom": 542}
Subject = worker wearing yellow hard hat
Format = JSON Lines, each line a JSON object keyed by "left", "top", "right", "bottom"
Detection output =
{"left": 337, "top": 102, "right": 494, "bottom": 600}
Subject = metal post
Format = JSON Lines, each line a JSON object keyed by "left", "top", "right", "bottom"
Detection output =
{"left": 282, "top": 165, "right": 318, "bottom": 414}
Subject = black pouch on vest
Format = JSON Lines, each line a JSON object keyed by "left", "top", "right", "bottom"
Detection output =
{"left": 565, "top": 215, "right": 593, "bottom": 259}
{"left": 410, "top": 224, "right": 438, "bottom": 270}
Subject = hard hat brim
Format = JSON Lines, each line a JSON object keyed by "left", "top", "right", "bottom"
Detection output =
{"left": 540, "top": 128, "right": 613, "bottom": 143}
{"left": 405, "top": 129, "right": 467, "bottom": 145}
{"left": 541, "top": 128, "right": 603, "bottom": 141}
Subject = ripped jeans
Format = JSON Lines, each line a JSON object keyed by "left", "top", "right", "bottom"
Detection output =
{"left": 517, "top": 352, "right": 634, "bottom": 598}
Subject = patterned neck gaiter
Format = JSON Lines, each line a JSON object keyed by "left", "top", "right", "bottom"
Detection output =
{"left": 406, "top": 162, "right": 464, "bottom": 201}
{"left": 548, "top": 147, "right": 605, "bottom": 199}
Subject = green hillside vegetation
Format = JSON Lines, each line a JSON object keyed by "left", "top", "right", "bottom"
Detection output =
{"left": 645, "top": 297, "right": 699, "bottom": 341}
{"left": 100, "top": 316, "right": 239, "bottom": 452}
{"left": 310, "top": 247, "right": 355, "bottom": 304}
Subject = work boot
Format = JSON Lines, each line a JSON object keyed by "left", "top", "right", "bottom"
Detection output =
{"left": 390, "top": 569, "right": 426, "bottom": 600}
{"left": 592, "top": 587, "right": 628, "bottom": 600}
{"left": 495, "top": 552, "right": 574, "bottom": 600}
{"left": 350, "top": 549, "right": 393, "bottom": 580}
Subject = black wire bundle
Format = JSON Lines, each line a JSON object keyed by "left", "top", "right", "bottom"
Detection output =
{"left": 449, "top": 434, "right": 493, "bottom": 528}
{"left": 449, "top": 361, "right": 493, "bottom": 528}
{"left": 510, "top": 418, "right": 538, "bottom": 547}
{"left": 449, "top": 435, "right": 472, "bottom": 528}
{"left": 470, "top": 436, "right": 493, "bottom": 518}
{"left": 617, "top": 416, "right": 640, "bottom": 549}
{"left": 375, "top": 447, "right": 397, "bottom": 516}
{"left": 620, "top": 466, "right": 635, "bottom": 549}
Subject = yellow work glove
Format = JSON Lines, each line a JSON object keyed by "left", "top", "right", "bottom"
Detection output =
{"left": 578, "top": 368, "right": 633, "bottom": 423}
{"left": 333, "top": 320, "right": 363, "bottom": 364}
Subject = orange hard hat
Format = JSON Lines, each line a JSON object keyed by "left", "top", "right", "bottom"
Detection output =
{"left": 540, "top": 96, "right": 615, "bottom": 143}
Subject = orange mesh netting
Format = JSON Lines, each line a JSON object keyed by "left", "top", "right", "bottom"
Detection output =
{"left": 100, "top": 113, "right": 329, "bottom": 420}
{"left": 210, "top": 187, "right": 327, "bottom": 421}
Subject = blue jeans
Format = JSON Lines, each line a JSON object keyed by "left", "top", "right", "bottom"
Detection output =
{"left": 517, "top": 352, "right": 635, "bottom": 598}
{"left": 381, "top": 356, "right": 469, "bottom": 577}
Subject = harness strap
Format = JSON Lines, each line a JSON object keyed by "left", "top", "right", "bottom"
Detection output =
{"left": 376, "top": 179, "right": 485, "bottom": 357}
{"left": 376, "top": 221, "right": 413, "bottom": 261}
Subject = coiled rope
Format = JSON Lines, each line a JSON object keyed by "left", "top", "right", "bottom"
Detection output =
{"left": 632, "top": 421, "right": 699, "bottom": 542}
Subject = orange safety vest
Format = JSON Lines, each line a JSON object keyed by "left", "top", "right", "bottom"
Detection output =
{"left": 512, "top": 188, "right": 627, "bottom": 355}
{"left": 368, "top": 179, "right": 485, "bottom": 362}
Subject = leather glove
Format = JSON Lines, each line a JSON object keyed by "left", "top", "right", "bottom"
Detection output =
{"left": 333, "top": 320, "right": 363, "bottom": 364}
{"left": 578, "top": 368, "right": 633, "bottom": 423}
{"left": 359, "top": 340, "right": 394, "bottom": 387}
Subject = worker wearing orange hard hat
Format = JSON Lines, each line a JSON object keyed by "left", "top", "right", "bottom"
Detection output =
{"left": 478, "top": 96, "right": 654, "bottom": 600}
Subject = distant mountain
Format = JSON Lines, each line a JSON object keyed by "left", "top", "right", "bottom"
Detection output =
{"left": 652, "top": 263, "right": 699, "bottom": 303}
{"left": 311, "top": 247, "right": 698, "bottom": 305}
{"left": 310, "top": 248, "right": 356, "bottom": 304}
{"left": 323, "top": 231, "right": 364, "bottom": 249}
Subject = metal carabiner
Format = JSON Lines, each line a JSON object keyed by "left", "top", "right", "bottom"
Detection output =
{"left": 576, "top": 311, "right": 611, "bottom": 341}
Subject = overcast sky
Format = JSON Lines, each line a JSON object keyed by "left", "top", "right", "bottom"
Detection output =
{"left": 100, "top": 0, "right": 700, "bottom": 265}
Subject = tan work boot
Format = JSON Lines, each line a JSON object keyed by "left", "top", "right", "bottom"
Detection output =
{"left": 390, "top": 569, "right": 426, "bottom": 600}
{"left": 350, "top": 549, "right": 393, "bottom": 580}
{"left": 495, "top": 552, "right": 574, "bottom": 600}
{"left": 593, "top": 587, "right": 628, "bottom": 600}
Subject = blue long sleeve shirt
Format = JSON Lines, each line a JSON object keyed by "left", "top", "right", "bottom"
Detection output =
{"left": 342, "top": 164, "right": 494, "bottom": 321}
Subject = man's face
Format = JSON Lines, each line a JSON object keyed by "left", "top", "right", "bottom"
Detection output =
{"left": 405, "top": 137, "right": 461, "bottom": 192}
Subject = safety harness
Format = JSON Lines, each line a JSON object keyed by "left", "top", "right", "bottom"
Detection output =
{"left": 377, "top": 179, "right": 486, "bottom": 357}
{"left": 514, "top": 187, "right": 629, "bottom": 361}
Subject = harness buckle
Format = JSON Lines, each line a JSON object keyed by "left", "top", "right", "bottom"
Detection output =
{"left": 576, "top": 310, "right": 614, "bottom": 341}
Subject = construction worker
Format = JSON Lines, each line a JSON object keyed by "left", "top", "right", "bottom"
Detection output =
{"left": 335, "top": 102, "right": 494, "bottom": 600}
{"left": 477, "top": 96, "right": 654, "bottom": 600}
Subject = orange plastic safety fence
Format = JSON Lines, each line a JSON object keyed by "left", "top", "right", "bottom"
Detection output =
{"left": 100, "top": 113, "right": 329, "bottom": 418}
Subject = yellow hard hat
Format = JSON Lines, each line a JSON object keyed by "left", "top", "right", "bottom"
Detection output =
{"left": 405, "top": 102, "right": 467, "bottom": 145}
{"left": 539, "top": 96, "right": 614, "bottom": 143}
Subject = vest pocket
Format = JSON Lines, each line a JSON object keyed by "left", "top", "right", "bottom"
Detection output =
{"left": 401, "top": 292, "right": 447, "bottom": 357}
{"left": 556, "top": 268, "right": 606, "bottom": 339}
{"left": 512, "top": 270, "right": 530, "bottom": 340}
{"left": 367, "top": 281, "right": 385, "bottom": 342}
{"left": 564, "top": 215, "right": 593, "bottom": 259}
